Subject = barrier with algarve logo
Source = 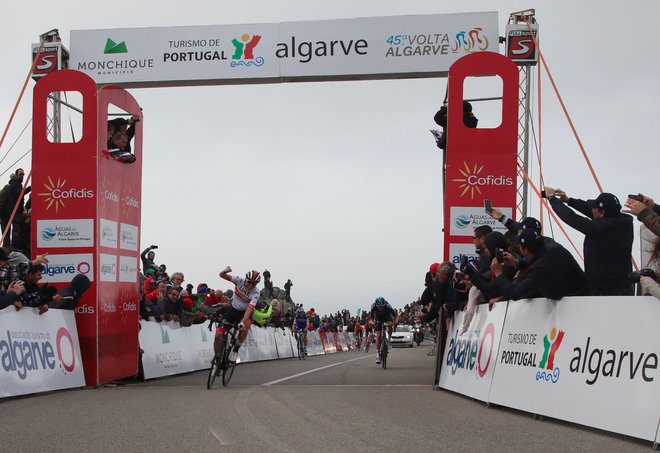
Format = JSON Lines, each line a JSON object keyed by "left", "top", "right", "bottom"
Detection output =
{"left": 439, "top": 296, "right": 660, "bottom": 443}
{"left": 0, "top": 307, "right": 86, "bottom": 398}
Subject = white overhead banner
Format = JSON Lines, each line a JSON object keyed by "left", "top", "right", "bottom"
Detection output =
{"left": 69, "top": 12, "right": 498, "bottom": 87}
{"left": 0, "top": 307, "right": 86, "bottom": 398}
{"left": 488, "top": 297, "right": 660, "bottom": 442}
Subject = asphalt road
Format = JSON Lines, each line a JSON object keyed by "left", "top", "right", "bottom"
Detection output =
{"left": 0, "top": 341, "right": 652, "bottom": 452}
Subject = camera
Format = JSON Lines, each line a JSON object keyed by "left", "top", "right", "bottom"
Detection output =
{"left": 628, "top": 268, "right": 656, "bottom": 283}
{"left": 453, "top": 271, "right": 467, "bottom": 290}
{"left": 460, "top": 256, "right": 479, "bottom": 276}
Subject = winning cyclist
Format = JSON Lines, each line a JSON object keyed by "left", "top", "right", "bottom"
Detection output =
{"left": 292, "top": 305, "right": 308, "bottom": 354}
{"left": 371, "top": 297, "right": 397, "bottom": 364}
{"left": 213, "top": 266, "right": 261, "bottom": 361}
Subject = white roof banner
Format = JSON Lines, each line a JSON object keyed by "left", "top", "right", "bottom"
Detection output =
{"left": 69, "top": 12, "right": 499, "bottom": 87}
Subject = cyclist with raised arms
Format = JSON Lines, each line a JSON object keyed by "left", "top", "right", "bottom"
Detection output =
{"left": 371, "top": 297, "right": 397, "bottom": 364}
{"left": 213, "top": 266, "right": 261, "bottom": 360}
{"left": 292, "top": 305, "right": 308, "bottom": 354}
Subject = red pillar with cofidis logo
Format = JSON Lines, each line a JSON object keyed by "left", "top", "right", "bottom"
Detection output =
{"left": 32, "top": 69, "right": 142, "bottom": 386}
{"left": 443, "top": 52, "right": 519, "bottom": 264}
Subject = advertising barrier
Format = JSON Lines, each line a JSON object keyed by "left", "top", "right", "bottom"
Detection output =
{"left": 273, "top": 327, "right": 295, "bottom": 359}
{"left": 306, "top": 331, "right": 325, "bottom": 356}
{"left": 0, "top": 307, "right": 86, "bottom": 398}
{"left": 438, "top": 296, "right": 660, "bottom": 442}
{"left": 438, "top": 302, "right": 507, "bottom": 402}
{"left": 488, "top": 297, "right": 660, "bottom": 442}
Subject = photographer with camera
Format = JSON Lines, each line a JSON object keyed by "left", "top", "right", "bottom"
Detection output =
{"left": 140, "top": 245, "right": 159, "bottom": 275}
{"left": 624, "top": 193, "right": 660, "bottom": 236}
{"left": 545, "top": 187, "right": 634, "bottom": 296}
{"left": 458, "top": 231, "right": 517, "bottom": 334}
{"left": 492, "top": 228, "right": 586, "bottom": 301}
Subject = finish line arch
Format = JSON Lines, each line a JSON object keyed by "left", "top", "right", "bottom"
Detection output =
{"left": 30, "top": 13, "right": 520, "bottom": 386}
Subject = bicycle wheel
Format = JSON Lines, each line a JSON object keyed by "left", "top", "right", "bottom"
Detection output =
{"left": 365, "top": 334, "right": 371, "bottom": 353}
{"left": 222, "top": 336, "right": 237, "bottom": 387}
{"left": 207, "top": 354, "right": 220, "bottom": 389}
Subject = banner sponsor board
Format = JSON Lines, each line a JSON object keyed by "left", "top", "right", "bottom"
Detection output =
{"left": 438, "top": 302, "right": 507, "bottom": 402}
{"left": 140, "top": 320, "right": 195, "bottom": 378}
{"left": 0, "top": 307, "right": 86, "bottom": 398}
{"left": 70, "top": 13, "right": 498, "bottom": 87}
{"left": 448, "top": 243, "right": 479, "bottom": 266}
{"left": 37, "top": 219, "right": 94, "bottom": 248}
{"left": 488, "top": 297, "right": 660, "bottom": 442}
{"left": 119, "top": 223, "right": 139, "bottom": 251}
{"left": 306, "top": 330, "right": 325, "bottom": 356}
{"left": 42, "top": 253, "right": 94, "bottom": 283}
{"left": 449, "top": 206, "right": 513, "bottom": 236}
{"left": 118, "top": 256, "right": 138, "bottom": 283}
{"left": 99, "top": 253, "right": 117, "bottom": 282}
{"left": 99, "top": 218, "right": 117, "bottom": 248}
{"left": 273, "top": 327, "right": 295, "bottom": 359}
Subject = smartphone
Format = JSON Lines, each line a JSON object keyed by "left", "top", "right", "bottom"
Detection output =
{"left": 495, "top": 248, "right": 505, "bottom": 263}
{"left": 628, "top": 194, "right": 644, "bottom": 202}
{"left": 484, "top": 199, "right": 493, "bottom": 214}
{"left": 541, "top": 190, "right": 547, "bottom": 198}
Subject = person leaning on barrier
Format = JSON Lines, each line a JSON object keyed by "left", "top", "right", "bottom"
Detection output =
{"left": 544, "top": 187, "right": 634, "bottom": 296}
{"left": 491, "top": 228, "right": 586, "bottom": 301}
{"left": 0, "top": 280, "right": 25, "bottom": 310}
{"left": 421, "top": 262, "right": 458, "bottom": 330}
{"left": 16, "top": 264, "right": 52, "bottom": 315}
{"left": 623, "top": 193, "right": 660, "bottom": 236}
{"left": 0, "top": 247, "right": 48, "bottom": 291}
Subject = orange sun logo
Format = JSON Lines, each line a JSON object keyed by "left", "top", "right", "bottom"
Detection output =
{"left": 38, "top": 176, "right": 67, "bottom": 212}
{"left": 451, "top": 161, "right": 484, "bottom": 199}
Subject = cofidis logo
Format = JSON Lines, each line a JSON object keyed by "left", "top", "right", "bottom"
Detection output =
{"left": 0, "top": 327, "right": 77, "bottom": 380}
{"left": 230, "top": 34, "right": 264, "bottom": 67}
{"left": 451, "top": 161, "right": 513, "bottom": 200}
{"left": 446, "top": 323, "right": 496, "bottom": 377}
{"left": 37, "top": 176, "right": 94, "bottom": 213}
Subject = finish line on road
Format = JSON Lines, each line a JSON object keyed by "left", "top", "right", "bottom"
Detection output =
{"left": 262, "top": 355, "right": 374, "bottom": 386}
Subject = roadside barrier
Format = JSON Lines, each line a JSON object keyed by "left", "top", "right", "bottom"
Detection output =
{"left": 139, "top": 320, "right": 356, "bottom": 379}
{"left": 438, "top": 296, "right": 660, "bottom": 443}
{"left": 0, "top": 307, "right": 86, "bottom": 398}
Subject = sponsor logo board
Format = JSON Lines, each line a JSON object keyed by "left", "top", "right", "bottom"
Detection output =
{"left": 99, "top": 253, "right": 117, "bottom": 282}
{"left": 450, "top": 206, "right": 513, "bottom": 236}
{"left": 37, "top": 219, "right": 94, "bottom": 248}
{"left": 448, "top": 243, "right": 479, "bottom": 265}
{"left": 42, "top": 254, "right": 94, "bottom": 283}
{"left": 100, "top": 218, "right": 118, "bottom": 248}
{"left": 119, "top": 223, "right": 138, "bottom": 251}
{"left": 118, "top": 256, "right": 138, "bottom": 283}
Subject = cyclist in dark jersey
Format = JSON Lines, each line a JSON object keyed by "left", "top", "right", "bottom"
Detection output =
{"left": 370, "top": 297, "right": 397, "bottom": 364}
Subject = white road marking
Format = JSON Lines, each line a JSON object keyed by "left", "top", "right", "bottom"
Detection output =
{"left": 209, "top": 427, "right": 229, "bottom": 445}
{"left": 262, "top": 355, "right": 372, "bottom": 386}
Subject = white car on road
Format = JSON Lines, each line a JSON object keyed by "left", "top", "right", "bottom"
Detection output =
{"left": 390, "top": 325, "right": 413, "bottom": 348}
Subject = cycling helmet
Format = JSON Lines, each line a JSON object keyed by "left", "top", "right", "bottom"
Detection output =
{"left": 252, "top": 303, "right": 272, "bottom": 326}
{"left": 245, "top": 270, "right": 261, "bottom": 284}
{"left": 375, "top": 297, "right": 386, "bottom": 307}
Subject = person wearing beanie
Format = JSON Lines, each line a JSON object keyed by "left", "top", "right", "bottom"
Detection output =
{"left": 140, "top": 245, "right": 159, "bottom": 275}
{"left": 544, "top": 187, "right": 633, "bottom": 296}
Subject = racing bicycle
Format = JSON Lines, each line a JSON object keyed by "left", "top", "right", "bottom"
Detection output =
{"left": 293, "top": 329, "right": 306, "bottom": 360}
{"left": 378, "top": 322, "right": 390, "bottom": 370}
{"left": 207, "top": 319, "right": 240, "bottom": 389}
{"left": 364, "top": 331, "right": 374, "bottom": 353}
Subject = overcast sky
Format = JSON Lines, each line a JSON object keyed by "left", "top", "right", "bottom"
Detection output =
{"left": 1, "top": 1, "right": 658, "bottom": 316}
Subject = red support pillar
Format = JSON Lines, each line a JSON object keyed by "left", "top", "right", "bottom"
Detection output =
{"left": 32, "top": 69, "right": 142, "bottom": 386}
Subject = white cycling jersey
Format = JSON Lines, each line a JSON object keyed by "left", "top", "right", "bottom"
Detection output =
{"left": 230, "top": 275, "right": 260, "bottom": 311}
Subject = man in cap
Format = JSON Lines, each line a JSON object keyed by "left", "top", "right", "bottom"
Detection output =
{"left": 492, "top": 228, "right": 586, "bottom": 300}
{"left": 544, "top": 187, "right": 633, "bottom": 295}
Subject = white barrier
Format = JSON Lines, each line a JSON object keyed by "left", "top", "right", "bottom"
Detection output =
{"left": 438, "top": 302, "right": 507, "bottom": 402}
{"left": 139, "top": 322, "right": 358, "bottom": 379}
{"left": 0, "top": 307, "right": 86, "bottom": 398}
{"left": 438, "top": 296, "right": 660, "bottom": 442}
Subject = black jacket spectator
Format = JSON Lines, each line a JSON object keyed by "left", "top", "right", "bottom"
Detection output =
{"left": 549, "top": 195, "right": 633, "bottom": 295}
{"left": 494, "top": 229, "right": 586, "bottom": 300}
{"left": 421, "top": 265, "right": 458, "bottom": 323}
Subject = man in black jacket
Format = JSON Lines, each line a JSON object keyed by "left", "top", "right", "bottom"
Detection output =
{"left": 545, "top": 188, "right": 633, "bottom": 295}
{"left": 492, "top": 228, "right": 586, "bottom": 300}
{"left": 421, "top": 262, "right": 458, "bottom": 326}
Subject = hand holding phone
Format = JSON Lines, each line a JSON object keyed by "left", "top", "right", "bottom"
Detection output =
{"left": 484, "top": 199, "right": 493, "bottom": 214}
{"left": 628, "top": 194, "right": 644, "bottom": 202}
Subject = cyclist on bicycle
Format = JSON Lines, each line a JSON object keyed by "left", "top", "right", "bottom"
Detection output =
{"left": 292, "top": 305, "right": 308, "bottom": 354}
{"left": 213, "top": 266, "right": 261, "bottom": 360}
{"left": 354, "top": 319, "right": 364, "bottom": 349}
{"left": 371, "top": 296, "right": 397, "bottom": 364}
